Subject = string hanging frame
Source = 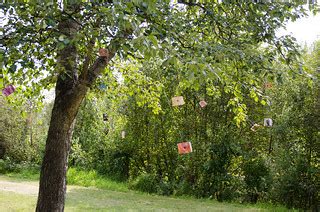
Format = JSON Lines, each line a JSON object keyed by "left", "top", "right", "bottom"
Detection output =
{"left": 2, "top": 84, "right": 15, "bottom": 97}
{"left": 177, "top": 141, "right": 192, "bottom": 155}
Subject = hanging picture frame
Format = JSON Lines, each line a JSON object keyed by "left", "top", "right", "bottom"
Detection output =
{"left": 2, "top": 85, "right": 15, "bottom": 97}
{"left": 172, "top": 96, "right": 185, "bottom": 107}
{"left": 199, "top": 100, "right": 207, "bottom": 108}
{"left": 264, "top": 82, "right": 273, "bottom": 89}
{"left": 177, "top": 141, "right": 192, "bottom": 154}
{"left": 99, "top": 48, "right": 109, "bottom": 57}
{"left": 264, "top": 118, "right": 273, "bottom": 127}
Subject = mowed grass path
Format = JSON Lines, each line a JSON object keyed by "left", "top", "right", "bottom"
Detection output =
{"left": 0, "top": 176, "right": 287, "bottom": 211}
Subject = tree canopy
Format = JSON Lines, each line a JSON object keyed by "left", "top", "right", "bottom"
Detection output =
{"left": 1, "top": 1, "right": 308, "bottom": 95}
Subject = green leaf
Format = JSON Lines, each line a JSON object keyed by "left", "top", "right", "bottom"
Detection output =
{"left": 148, "top": 35, "right": 158, "bottom": 47}
{"left": 9, "top": 64, "right": 17, "bottom": 73}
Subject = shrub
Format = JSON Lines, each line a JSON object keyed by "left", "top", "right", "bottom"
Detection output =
{"left": 243, "top": 157, "right": 271, "bottom": 203}
{"left": 274, "top": 157, "right": 319, "bottom": 211}
{"left": 0, "top": 158, "right": 40, "bottom": 179}
{"left": 173, "top": 180, "right": 193, "bottom": 196}
{"left": 129, "top": 173, "right": 159, "bottom": 193}
{"left": 95, "top": 148, "right": 130, "bottom": 182}
{"left": 0, "top": 159, "right": 5, "bottom": 173}
{"left": 157, "top": 180, "right": 174, "bottom": 196}
{"left": 69, "top": 137, "right": 93, "bottom": 169}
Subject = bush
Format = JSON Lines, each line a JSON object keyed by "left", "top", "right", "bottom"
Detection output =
{"left": 157, "top": 180, "right": 174, "bottom": 196}
{"left": 0, "top": 158, "right": 40, "bottom": 180}
{"left": 0, "top": 159, "right": 5, "bottom": 173}
{"left": 243, "top": 157, "right": 271, "bottom": 203}
{"left": 173, "top": 180, "right": 193, "bottom": 196}
{"left": 216, "top": 177, "right": 244, "bottom": 202}
{"left": 95, "top": 148, "right": 130, "bottom": 182}
{"left": 69, "top": 137, "right": 93, "bottom": 169}
{"left": 274, "top": 157, "right": 319, "bottom": 211}
{"left": 129, "top": 173, "right": 159, "bottom": 193}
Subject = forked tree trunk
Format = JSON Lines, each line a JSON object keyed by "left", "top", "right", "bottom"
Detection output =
{"left": 36, "top": 9, "right": 87, "bottom": 211}
{"left": 36, "top": 83, "right": 88, "bottom": 211}
{"left": 36, "top": 10, "right": 113, "bottom": 211}
{"left": 35, "top": 2, "right": 118, "bottom": 209}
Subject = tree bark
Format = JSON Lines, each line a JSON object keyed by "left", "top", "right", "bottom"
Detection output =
{"left": 36, "top": 29, "right": 114, "bottom": 212}
{"left": 36, "top": 61, "right": 112, "bottom": 211}
{"left": 36, "top": 3, "right": 118, "bottom": 210}
{"left": 36, "top": 83, "right": 88, "bottom": 212}
{"left": 36, "top": 9, "right": 87, "bottom": 211}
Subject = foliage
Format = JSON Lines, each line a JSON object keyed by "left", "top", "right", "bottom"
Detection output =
{"left": 128, "top": 173, "right": 159, "bottom": 194}
{"left": 242, "top": 157, "right": 271, "bottom": 203}
{"left": 1, "top": 1, "right": 310, "bottom": 116}
{"left": 71, "top": 90, "right": 132, "bottom": 181}
{"left": 0, "top": 96, "right": 49, "bottom": 164}
{"left": 96, "top": 147, "right": 131, "bottom": 182}
{"left": 273, "top": 156, "right": 319, "bottom": 210}
{"left": 65, "top": 39, "right": 319, "bottom": 210}
{"left": 69, "top": 137, "right": 93, "bottom": 169}
{"left": 265, "top": 43, "right": 320, "bottom": 210}
{"left": 67, "top": 168, "right": 128, "bottom": 192}
{"left": 1, "top": 1, "right": 319, "bottom": 210}
{"left": 0, "top": 159, "right": 40, "bottom": 180}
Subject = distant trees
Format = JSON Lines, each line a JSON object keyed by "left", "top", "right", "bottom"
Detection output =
{"left": 0, "top": 96, "right": 51, "bottom": 168}
{"left": 70, "top": 41, "right": 320, "bottom": 210}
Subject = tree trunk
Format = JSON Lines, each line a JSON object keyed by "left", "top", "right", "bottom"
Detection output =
{"left": 36, "top": 83, "right": 87, "bottom": 211}
{"left": 36, "top": 9, "right": 85, "bottom": 211}
{"left": 36, "top": 4, "right": 117, "bottom": 210}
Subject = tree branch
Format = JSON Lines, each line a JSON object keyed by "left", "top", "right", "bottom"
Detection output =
{"left": 79, "top": 18, "right": 101, "bottom": 83}
{"left": 79, "top": 19, "right": 134, "bottom": 88}
{"left": 84, "top": 49, "right": 116, "bottom": 87}
{"left": 178, "top": 1, "right": 206, "bottom": 11}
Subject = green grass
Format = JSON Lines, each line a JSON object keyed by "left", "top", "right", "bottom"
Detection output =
{"left": 0, "top": 180, "right": 291, "bottom": 211}
{"left": 65, "top": 188, "right": 262, "bottom": 211}
{"left": 0, "top": 191, "right": 36, "bottom": 212}
{"left": 1, "top": 166, "right": 128, "bottom": 192}
{"left": 254, "top": 203, "right": 294, "bottom": 212}
{"left": 67, "top": 168, "right": 128, "bottom": 192}
{"left": 0, "top": 168, "right": 295, "bottom": 211}
{"left": 3, "top": 168, "right": 40, "bottom": 181}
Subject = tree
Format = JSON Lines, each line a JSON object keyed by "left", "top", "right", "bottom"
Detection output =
{"left": 1, "top": 1, "right": 311, "bottom": 211}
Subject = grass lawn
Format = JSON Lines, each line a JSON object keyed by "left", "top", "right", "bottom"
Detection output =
{"left": 0, "top": 175, "right": 292, "bottom": 211}
{"left": 65, "top": 188, "right": 263, "bottom": 211}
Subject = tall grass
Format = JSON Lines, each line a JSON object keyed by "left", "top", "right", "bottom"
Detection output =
{"left": 0, "top": 159, "right": 40, "bottom": 180}
{"left": 67, "top": 168, "right": 128, "bottom": 192}
{"left": 0, "top": 159, "right": 128, "bottom": 192}
{"left": 4, "top": 168, "right": 40, "bottom": 181}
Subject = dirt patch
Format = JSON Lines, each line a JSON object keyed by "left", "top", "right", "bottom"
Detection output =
{"left": 0, "top": 178, "right": 81, "bottom": 196}
{"left": 0, "top": 180, "right": 38, "bottom": 195}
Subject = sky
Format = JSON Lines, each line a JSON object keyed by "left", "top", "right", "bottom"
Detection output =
{"left": 277, "top": 11, "right": 320, "bottom": 46}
